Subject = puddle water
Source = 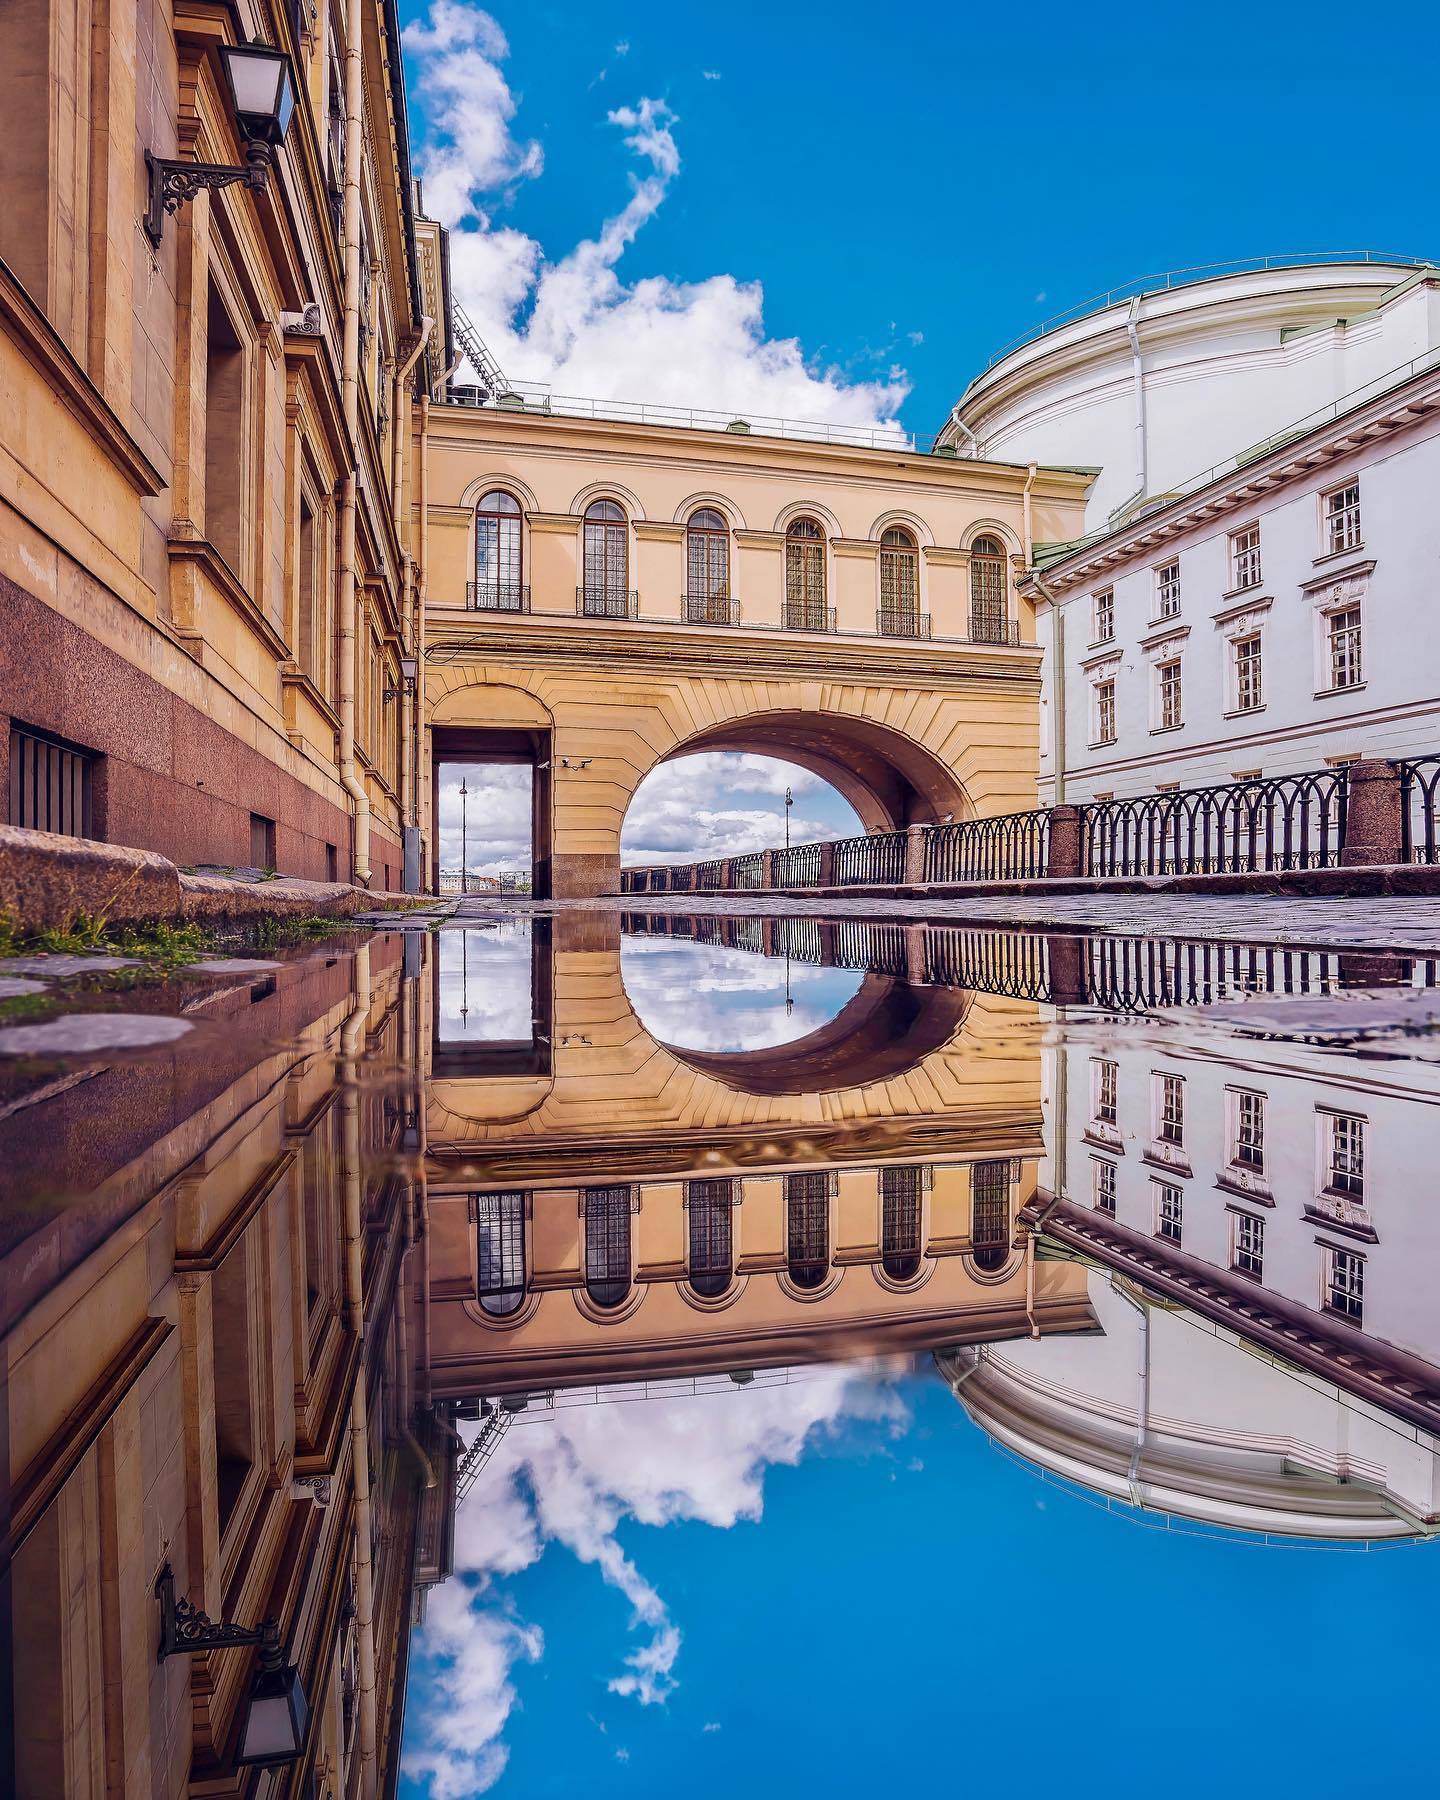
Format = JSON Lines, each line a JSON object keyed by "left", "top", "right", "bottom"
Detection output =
{"left": 3, "top": 910, "right": 1438, "bottom": 1796}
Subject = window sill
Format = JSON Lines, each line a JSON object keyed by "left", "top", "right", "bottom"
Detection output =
{"left": 1220, "top": 581, "right": 1264, "bottom": 602}
{"left": 1312, "top": 543, "right": 1367, "bottom": 569}
{"left": 1148, "top": 614, "right": 1183, "bottom": 630}
{"left": 1148, "top": 723, "right": 1184, "bottom": 737}
{"left": 1088, "top": 636, "right": 1117, "bottom": 652}
{"left": 1088, "top": 738, "right": 1118, "bottom": 751}
{"left": 1313, "top": 682, "right": 1367, "bottom": 700}
{"left": 1222, "top": 704, "right": 1267, "bottom": 720}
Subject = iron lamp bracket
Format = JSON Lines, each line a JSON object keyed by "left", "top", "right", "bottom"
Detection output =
{"left": 145, "top": 143, "right": 272, "bottom": 248}
{"left": 156, "top": 1563, "right": 282, "bottom": 1667}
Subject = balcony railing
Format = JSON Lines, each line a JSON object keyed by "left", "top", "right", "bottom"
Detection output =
{"left": 967, "top": 612, "right": 1020, "bottom": 645}
{"left": 467, "top": 580, "right": 531, "bottom": 612}
{"left": 576, "top": 587, "right": 639, "bottom": 620}
{"left": 783, "top": 601, "right": 836, "bottom": 633}
{"left": 876, "top": 607, "right": 931, "bottom": 639}
{"left": 684, "top": 593, "right": 741, "bottom": 625}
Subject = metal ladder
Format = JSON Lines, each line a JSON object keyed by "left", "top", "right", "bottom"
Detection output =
{"left": 453, "top": 1406, "right": 513, "bottom": 1507}
{"left": 450, "top": 303, "right": 509, "bottom": 400}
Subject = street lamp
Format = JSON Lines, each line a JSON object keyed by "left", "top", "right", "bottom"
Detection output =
{"left": 459, "top": 778, "right": 469, "bottom": 895}
{"left": 784, "top": 785, "right": 793, "bottom": 850}
{"left": 156, "top": 1564, "right": 308, "bottom": 1768}
{"left": 146, "top": 42, "right": 297, "bottom": 246}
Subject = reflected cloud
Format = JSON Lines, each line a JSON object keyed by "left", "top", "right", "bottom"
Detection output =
{"left": 621, "top": 938, "right": 863, "bottom": 1051}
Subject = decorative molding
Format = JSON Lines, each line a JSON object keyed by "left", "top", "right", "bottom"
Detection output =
{"left": 167, "top": 537, "right": 293, "bottom": 663}
{"left": 1301, "top": 559, "right": 1376, "bottom": 607}
{"left": 1138, "top": 622, "right": 1191, "bottom": 655}
{"left": 633, "top": 521, "right": 684, "bottom": 542}
{"left": 1212, "top": 595, "right": 1273, "bottom": 631}
{"left": 1079, "top": 649, "right": 1123, "bottom": 676}
{"left": 733, "top": 529, "right": 784, "bottom": 549}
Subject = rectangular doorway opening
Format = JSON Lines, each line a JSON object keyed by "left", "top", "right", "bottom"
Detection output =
{"left": 433, "top": 726, "right": 551, "bottom": 897}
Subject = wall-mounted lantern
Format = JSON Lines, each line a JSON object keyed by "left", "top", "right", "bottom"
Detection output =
{"left": 384, "top": 655, "right": 420, "bottom": 703}
{"left": 145, "top": 43, "right": 297, "bottom": 247}
{"left": 156, "top": 1564, "right": 309, "bottom": 1767}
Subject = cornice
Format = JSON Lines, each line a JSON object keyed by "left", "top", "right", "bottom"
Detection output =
{"left": 168, "top": 536, "right": 291, "bottom": 661}
{"left": 1212, "top": 595, "right": 1273, "bottom": 628}
{"left": 633, "top": 521, "right": 684, "bottom": 542}
{"left": 833, "top": 538, "right": 880, "bottom": 559}
{"left": 1137, "top": 622, "right": 1191, "bottom": 653}
{"left": 922, "top": 547, "right": 971, "bottom": 566}
{"left": 734, "top": 529, "right": 784, "bottom": 548}
{"left": 528, "top": 511, "right": 581, "bottom": 534}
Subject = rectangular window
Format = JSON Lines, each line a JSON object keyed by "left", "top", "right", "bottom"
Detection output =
{"left": 1327, "top": 606, "right": 1363, "bottom": 689}
{"left": 1323, "top": 1112, "right": 1365, "bottom": 1198}
{"left": 249, "top": 813, "right": 276, "bottom": 870}
{"left": 1324, "top": 482, "right": 1362, "bottom": 555}
{"left": 1093, "top": 1058, "right": 1118, "bottom": 1125}
{"left": 1232, "top": 1091, "right": 1265, "bottom": 1171}
{"left": 1096, "top": 679, "right": 1116, "bottom": 745}
{"left": 8, "top": 723, "right": 94, "bottom": 838}
{"left": 1155, "top": 1182, "right": 1184, "bottom": 1244}
{"left": 1155, "top": 561, "right": 1181, "bottom": 619}
{"left": 1092, "top": 1159, "right": 1117, "bottom": 1215}
{"left": 1093, "top": 589, "right": 1114, "bottom": 643}
{"left": 204, "top": 282, "right": 246, "bottom": 574}
{"left": 1157, "top": 659, "right": 1183, "bottom": 730}
{"left": 1324, "top": 1246, "right": 1364, "bottom": 1322}
{"left": 1233, "top": 1212, "right": 1265, "bottom": 1279}
{"left": 1156, "top": 1073, "right": 1184, "bottom": 1146}
{"left": 1233, "top": 634, "right": 1263, "bottom": 712}
{"left": 1230, "top": 525, "right": 1262, "bottom": 591}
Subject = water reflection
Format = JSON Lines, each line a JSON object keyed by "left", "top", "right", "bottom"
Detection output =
{"left": 3, "top": 911, "right": 1439, "bottom": 1798}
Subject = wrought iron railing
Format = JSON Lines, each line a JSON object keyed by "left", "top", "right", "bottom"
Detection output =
{"left": 773, "top": 842, "right": 822, "bottom": 887}
{"left": 924, "top": 809, "right": 1050, "bottom": 883}
{"left": 832, "top": 831, "right": 907, "bottom": 885}
{"left": 467, "top": 580, "right": 531, "bottom": 612}
{"left": 1399, "top": 756, "right": 1440, "bottom": 864}
{"left": 577, "top": 587, "right": 639, "bottom": 619}
{"left": 729, "top": 852, "right": 764, "bottom": 890}
{"left": 684, "top": 593, "right": 741, "bottom": 625}
{"left": 693, "top": 858, "right": 727, "bottom": 890}
{"left": 876, "top": 607, "right": 931, "bottom": 639}
{"left": 782, "top": 601, "right": 837, "bottom": 633}
{"left": 1080, "top": 768, "right": 1348, "bottom": 876}
{"left": 967, "top": 613, "right": 1021, "bottom": 645}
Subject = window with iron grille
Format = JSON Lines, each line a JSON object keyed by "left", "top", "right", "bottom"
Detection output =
{"left": 1232, "top": 1090, "right": 1265, "bottom": 1171}
{"left": 1233, "top": 634, "right": 1263, "bottom": 712}
{"left": 1093, "top": 1058, "right": 1118, "bottom": 1125}
{"left": 8, "top": 724, "right": 94, "bottom": 838}
{"left": 1325, "top": 1246, "right": 1364, "bottom": 1322}
{"left": 784, "top": 517, "right": 827, "bottom": 628}
{"left": 1157, "top": 658, "right": 1183, "bottom": 730}
{"left": 1092, "top": 1158, "right": 1117, "bottom": 1215}
{"left": 785, "top": 1172, "right": 830, "bottom": 1288}
{"left": 1155, "top": 561, "right": 1181, "bottom": 619}
{"left": 878, "top": 526, "right": 919, "bottom": 630}
{"left": 1155, "top": 1182, "right": 1183, "bottom": 1244}
{"left": 582, "top": 499, "right": 628, "bottom": 608}
{"left": 1327, "top": 606, "right": 1362, "bottom": 689}
{"left": 1233, "top": 1211, "right": 1264, "bottom": 1279}
{"left": 879, "top": 1165, "right": 923, "bottom": 1280}
{"left": 686, "top": 509, "right": 730, "bottom": 603}
{"left": 1323, "top": 1112, "right": 1365, "bottom": 1198}
{"left": 584, "top": 1186, "right": 633, "bottom": 1308}
{"left": 970, "top": 1159, "right": 1012, "bottom": 1271}
{"left": 1156, "top": 1073, "right": 1184, "bottom": 1146}
{"left": 1324, "top": 482, "right": 1361, "bottom": 554}
{"left": 1230, "top": 525, "right": 1262, "bottom": 591}
{"left": 1093, "top": 588, "right": 1114, "bottom": 643}
{"left": 475, "top": 490, "right": 524, "bottom": 607}
{"left": 969, "top": 535, "right": 1008, "bottom": 639}
{"left": 686, "top": 1178, "right": 735, "bottom": 1297}
{"left": 475, "top": 1192, "right": 527, "bottom": 1316}
{"left": 1095, "top": 678, "right": 1116, "bottom": 745}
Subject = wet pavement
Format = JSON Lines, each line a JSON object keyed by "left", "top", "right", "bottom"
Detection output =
{"left": 3, "top": 907, "right": 1438, "bottom": 1797}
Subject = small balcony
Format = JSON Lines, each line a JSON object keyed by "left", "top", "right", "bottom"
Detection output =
{"left": 876, "top": 607, "right": 931, "bottom": 639}
{"left": 782, "top": 601, "right": 836, "bottom": 633}
{"left": 467, "top": 580, "right": 531, "bottom": 612}
{"left": 684, "top": 593, "right": 741, "bottom": 625}
{"left": 967, "top": 612, "right": 1020, "bottom": 645}
{"left": 577, "top": 587, "right": 639, "bottom": 620}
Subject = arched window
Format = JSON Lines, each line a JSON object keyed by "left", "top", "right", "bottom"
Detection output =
{"left": 784, "top": 516, "right": 828, "bottom": 632}
{"left": 584, "top": 1185, "right": 633, "bottom": 1308}
{"left": 970, "top": 1159, "right": 1012, "bottom": 1273}
{"left": 785, "top": 1172, "right": 830, "bottom": 1290}
{"left": 878, "top": 526, "right": 921, "bottom": 637}
{"left": 582, "top": 499, "right": 630, "bottom": 617}
{"left": 969, "top": 535, "right": 1009, "bottom": 643}
{"left": 686, "top": 1178, "right": 736, "bottom": 1297}
{"left": 879, "top": 1166, "right": 923, "bottom": 1281}
{"left": 685, "top": 508, "right": 731, "bottom": 622}
{"left": 474, "top": 490, "right": 524, "bottom": 611}
{"left": 476, "top": 1191, "right": 527, "bottom": 1317}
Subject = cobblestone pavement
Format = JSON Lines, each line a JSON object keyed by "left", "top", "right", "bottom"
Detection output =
{"left": 435, "top": 892, "right": 1440, "bottom": 954}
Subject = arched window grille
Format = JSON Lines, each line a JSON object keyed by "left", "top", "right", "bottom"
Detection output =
{"left": 785, "top": 1171, "right": 830, "bottom": 1289}
{"left": 474, "top": 490, "right": 524, "bottom": 611}
{"left": 784, "top": 517, "right": 828, "bottom": 631}
{"left": 584, "top": 1184, "right": 633, "bottom": 1308}
{"left": 971, "top": 1159, "right": 1013, "bottom": 1272}
{"left": 879, "top": 1166, "right": 923, "bottom": 1281}
{"left": 969, "top": 535, "right": 1010, "bottom": 643}
{"left": 475, "top": 1191, "right": 527, "bottom": 1316}
{"left": 878, "top": 526, "right": 920, "bottom": 636}
{"left": 582, "top": 499, "right": 630, "bottom": 616}
{"left": 685, "top": 509, "right": 731, "bottom": 621}
{"left": 686, "top": 1177, "right": 736, "bottom": 1297}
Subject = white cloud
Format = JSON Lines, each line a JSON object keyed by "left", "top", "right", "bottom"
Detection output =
{"left": 702, "top": 69, "right": 722, "bottom": 80}
{"left": 404, "top": 1372, "right": 908, "bottom": 1796}
{"left": 615, "top": 38, "right": 630, "bottom": 54}
{"left": 703, "top": 1721, "right": 722, "bottom": 1732}
{"left": 404, "top": 1, "right": 909, "bottom": 422}
{"left": 436, "top": 764, "right": 531, "bottom": 876}
{"left": 620, "top": 753, "right": 861, "bottom": 865}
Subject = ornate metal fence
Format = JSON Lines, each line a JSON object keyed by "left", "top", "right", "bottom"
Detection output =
{"left": 832, "top": 832, "right": 908, "bottom": 886}
{"left": 921, "top": 927, "right": 1052, "bottom": 998}
{"left": 1399, "top": 756, "right": 1440, "bottom": 864}
{"left": 693, "top": 858, "right": 727, "bottom": 890}
{"left": 923, "top": 810, "right": 1050, "bottom": 883}
{"left": 773, "top": 842, "right": 822, "bottom": 886}
{"left": 729, "top": 852, "right": 764, "bottom": 890}
{"left": 1080, "top": 768, "right": 1348, "bottom": 877}
{"left": 831, "top": 919, "right": 909, "bottom": 976}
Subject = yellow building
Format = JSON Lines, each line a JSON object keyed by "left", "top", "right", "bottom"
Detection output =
{"left": 419, "top": 395, "right": 1091, "bottom": 897}
{"left": 0, "top": 0, "right": 435, "bottom": 889}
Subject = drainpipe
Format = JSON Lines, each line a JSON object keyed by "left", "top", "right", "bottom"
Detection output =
{"left": 948, "top": 406, "right": 981, "bottom": 459}
{"left": 341, "top": 944, "right": 378, "bottom": 1798}
{"left": 397, "top": 1179, "right": 437, "bottom": 1489}
{"left": 394, "top": 323, "right": 432, "bottom": 881}
{"left": 337, "top": 0, "right": 370, "bottom": 885}
{"left": 1031, "top": 571, "right": 1065, "bottom": 804}
{"left": 1021, "top": 462, "right": 1037, "bottom": 568}
{"left": 1023, "top": 1231, "right": 1040, "bottom": 1338}
{"left": 1110, "top": 1276, "right": 1152, "bottom": 1508}
{"left": 416, "top": 393, "right": 432, "bottom": 857}
{"left": 391, "top": 318, "right": 433, "bottom": 521}
{"left": 1126, "top": 294, "right": 1148, "bottom": 504}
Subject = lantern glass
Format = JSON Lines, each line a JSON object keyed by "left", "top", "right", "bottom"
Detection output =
{"left": 400, "top": 656, "right": 419, "bottom": 681}
{"left": 235, "top": 1660, "right": 308, "bottom": 1766}
{"left": 219, "top": 44, "right": 297, "bottom": 147}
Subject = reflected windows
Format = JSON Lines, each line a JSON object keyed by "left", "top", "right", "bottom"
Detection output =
{"left": 476, "top": 1192, "right": 527, "bottom": 1316}
{"left": 1092, "top": 1158, "right": 1117, "bottom": 1216}
{"left": 785, "top": 1172, "right": 831, "bottom": 1289}
{"left": 1321, "top": 1111, "right": 1366, "bottom": 1199}
{"left": 1231, "top": 1090, "right": 1265, "bottom": 1172}
{"left": 686, "top": 1178, "right": 736, "bottom": 1297}
{"left": 879, "top": 1165, "right": 924, "bottom": 1280}
{"left": 1232, "top": 1211, "right": 1265, "bottom": 1280}
{"left": 970, "top": 1160, "right": 1012, "bottom": 1272}
{"left": 584, "top": 1185, "right": 634, "bottom": 1308}
{"left": 1093, "top": 1058, "right": 1118, "bottom": 1126}
{"left": 1155, "top": 1072, "right": 1185, "bottom": 1146}
{"left": 1324, "top": 1245, "right": 1365, "bottom": 1322}
{"left": 474, "top": 490, "right": 524, "bottom": 609}
{"left": 1155, "top": 1181, "right": 1184, "bottom": 1245}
